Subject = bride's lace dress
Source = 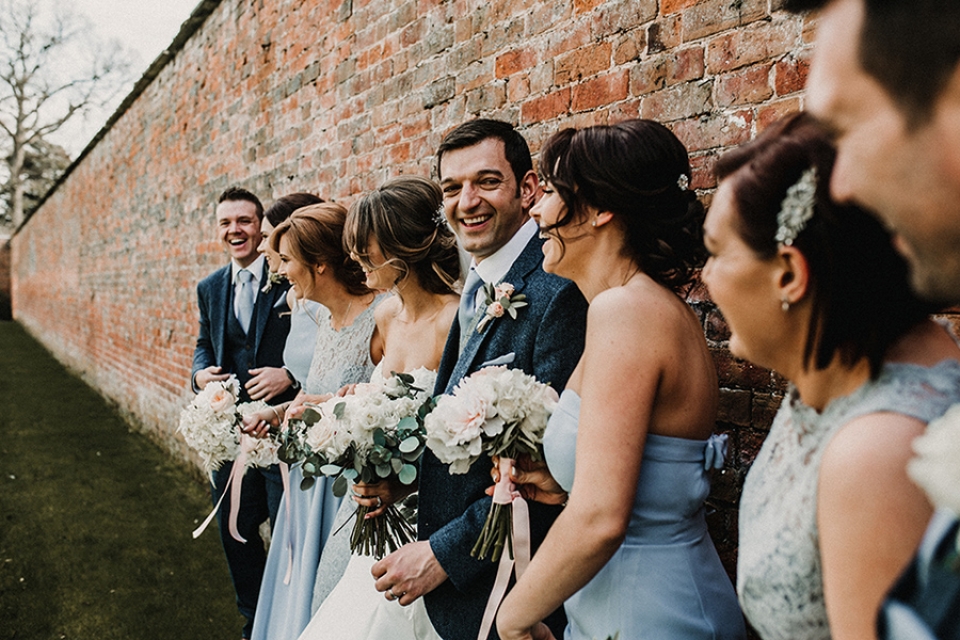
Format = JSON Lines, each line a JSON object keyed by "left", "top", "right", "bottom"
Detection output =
{"left": 297, "top": 364, "right": 442, "bottom": 640}
{"left": 737, "top": 358, "right": 960, "bottom": 640}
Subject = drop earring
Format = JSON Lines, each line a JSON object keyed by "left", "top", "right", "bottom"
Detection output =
{"left": 781, "top": 299, "right": 790, "bottom": 312}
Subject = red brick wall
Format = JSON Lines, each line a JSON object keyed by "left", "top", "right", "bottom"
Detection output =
{"left": 12, "top": 0, "right": 824, "bottom": 568}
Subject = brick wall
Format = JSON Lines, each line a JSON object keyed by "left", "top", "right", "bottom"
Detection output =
{"left": 12, "top": 0, "right": 824, "bottom": 571}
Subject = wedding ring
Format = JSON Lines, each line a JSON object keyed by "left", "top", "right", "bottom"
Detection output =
{"left": 375, "top": 496, "right": 382, "bottom": 508}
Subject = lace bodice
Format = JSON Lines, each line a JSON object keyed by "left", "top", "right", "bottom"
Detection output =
{"left": 738, "top": 358, "right": 960, "bottom": 640}
{"left": 304, "top": 295, "right": 384, "bottom": 396}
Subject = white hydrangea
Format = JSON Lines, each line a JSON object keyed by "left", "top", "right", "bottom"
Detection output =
{"left": 178, "top": 377, "right": 242, "bottom": 472}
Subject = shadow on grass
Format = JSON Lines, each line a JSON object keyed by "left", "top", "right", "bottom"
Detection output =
{"left": 0, "top": 322, "right": 243, "bottom": 639}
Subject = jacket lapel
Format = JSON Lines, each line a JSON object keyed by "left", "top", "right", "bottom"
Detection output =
{"left": 251, "top": 261, "right": 283, "bottom": 353}
{"left": 212, "top": 266, "right": 231, "bottom": 363}
{"left": 446, "top": 235, "right": 543, "bottom": 387}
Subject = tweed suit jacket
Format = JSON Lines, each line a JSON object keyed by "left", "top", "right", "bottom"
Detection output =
{"left": 420, "top": 233, "right": 588, "bottom": 640}
{"left": 191, "top": 260, "right": 296, "bottom": 404}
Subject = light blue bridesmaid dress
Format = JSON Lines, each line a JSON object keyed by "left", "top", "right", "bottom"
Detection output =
{"left": 542, "top": 390, "right": 746, "bottom": 640}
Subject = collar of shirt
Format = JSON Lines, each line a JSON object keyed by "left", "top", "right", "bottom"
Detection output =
{"left": 231, "top": 255, "right": 264, "bottom": 286}
{"left": 471, "top": 218, "right": 537, "bottom": 289}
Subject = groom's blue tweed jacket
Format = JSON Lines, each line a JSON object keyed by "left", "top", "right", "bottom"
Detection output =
{"left": 421, "top": 234, "right": 588, "bottom": 640}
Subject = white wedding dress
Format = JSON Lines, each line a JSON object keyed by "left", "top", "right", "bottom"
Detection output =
{"left": 296, "top": 365, "right": 442, "bottom": 640}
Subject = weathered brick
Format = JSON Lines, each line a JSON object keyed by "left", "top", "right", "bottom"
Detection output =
{"left": 715, "top": 63, "right": 774, "bottom": 107}
{"left": 639, "top": 79, "right": 713, "bottom": 121}
{"left": 630, "top": 47, "right": 705, "bottom": 95}
{"left": 774, "top": 50, "right": 810, "bottom": 96}
{"left": 556, "top": 41, "right": 613, "bottom": 85}
{"left": 705, "top": 16, "right": 800, "bottom": 73}
{"left": 682, "top": 0, "right": 768, "bottom": 42}
{"left": 520, "top": 88, "right": 572, "bottom": 124}
{"left": 572, "top": 70, "right": 629, "bottom": 112}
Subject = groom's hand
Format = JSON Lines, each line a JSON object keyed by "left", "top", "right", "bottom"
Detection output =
{"left": 194, "top": 366, "right": 229, "bottom": 390}
{"left": 245, "top": 366, "right": 291, "bottom": 401}
{"left": 371, "top": 541, "right": 447, "bottom": 606}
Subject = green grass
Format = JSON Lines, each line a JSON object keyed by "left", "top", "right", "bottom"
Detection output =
{"left": 0, "top": 322, "right": 243, "bottom": 639}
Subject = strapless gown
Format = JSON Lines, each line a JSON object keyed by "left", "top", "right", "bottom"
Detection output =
{"left": 543, "top": 390, "right": 746, "bottom": 640}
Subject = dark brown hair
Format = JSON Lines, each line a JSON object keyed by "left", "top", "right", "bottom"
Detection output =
{"left": 264, "top": 193, "right": 324, "bottom": 227}
{"left": 269, "top": 203, "right": 370, "bottom": 297}
{"left": 218, "top": 186, "right": 263, "bottom": 219}
{"left": 344, "top": 176, "right": 460, "bottom": 295}
{"left": 715, "top": 111, "right": 936, "bottom": 376}
{"left": 538, "top": 118, "right": 705, "bottom": 293}
{"left": 436, "top": 119, "right": 533, "bottom": 192}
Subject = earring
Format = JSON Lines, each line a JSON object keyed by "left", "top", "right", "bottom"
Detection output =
{"left": 781, "top": 299, "right": 790, "bottom": 312}
{"left": 591, "top": 220, "right": 596, "bottom": 227}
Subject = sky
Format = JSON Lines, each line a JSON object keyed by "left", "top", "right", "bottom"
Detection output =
{"left": 48, "top": 0, "right": 202, "bottom": 156}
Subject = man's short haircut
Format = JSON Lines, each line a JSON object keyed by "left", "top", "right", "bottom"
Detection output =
{"left": 435, "top": 119, "right": 533, "bottom": 191}
{"left": 218, "top": 186, "right": 264, "bottom": 219}
{"left": 785, "top": 0, "right": 960, "bottom": 123}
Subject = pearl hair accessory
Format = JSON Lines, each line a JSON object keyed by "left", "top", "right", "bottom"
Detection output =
{"left": 677, "top": 174, "right": 690, "bottom": 191}
{"left": 774, "top": 167, "right": 818, "bottom": 246}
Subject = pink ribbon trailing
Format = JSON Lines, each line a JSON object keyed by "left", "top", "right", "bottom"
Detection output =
{"left": 477, "top": 457, "right": 531, "bottom": 640}
{"left": 192, "top": 435, "right": 257, "bottom": 542}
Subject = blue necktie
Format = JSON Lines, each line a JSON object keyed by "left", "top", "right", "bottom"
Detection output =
{"left": 458, "top": 269, "right": 483, "bottom": 336}
{"left": 236, "top": 269, "right": 255, "bottom": 333}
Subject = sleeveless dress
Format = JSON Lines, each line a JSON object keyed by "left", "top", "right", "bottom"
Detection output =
{"left": 737, "top": 358, "right": 960, "bottom": 640}
{"left": 542, "top": 390, "right": 746, "bottom": 640}
{"left": 297, "top": 364, "right": 442, "bottom": 640}
{"left": 251, "top": 296, "right": 384, "bottom": 640}
{"left": 283, "top": 299, "right": 323, "bottom": 385}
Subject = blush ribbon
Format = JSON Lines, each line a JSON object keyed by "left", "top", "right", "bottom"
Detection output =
{"left": 477, "top": 457, "right": 531, "bottom": 640}
{"left": 191, "top": 434, "right": 257, "bottom": 542}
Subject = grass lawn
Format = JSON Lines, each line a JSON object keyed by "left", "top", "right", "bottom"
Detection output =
{"left": 0, "top": 322, "right": 243, "bottom": 639}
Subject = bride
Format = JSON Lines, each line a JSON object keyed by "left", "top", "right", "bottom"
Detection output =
{"left": 297, "top": 175, "right": 461, "bottom": 640}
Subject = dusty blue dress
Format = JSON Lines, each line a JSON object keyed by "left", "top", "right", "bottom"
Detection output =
{"left": 542, "top": 390, "right": 746, "bottom": 640}
{"left": 251, "top": 296, "right": 383, "bottom": 640}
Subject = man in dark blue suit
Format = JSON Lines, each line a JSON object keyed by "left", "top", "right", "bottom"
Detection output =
{"left": 783, "top": 1, "right": 960, "bottom": 638}
{"left": 191, "top": 186, "right": 298, "bottom": 640}
{"left": 372, "top": 120, "right": 588, "bottom": 639}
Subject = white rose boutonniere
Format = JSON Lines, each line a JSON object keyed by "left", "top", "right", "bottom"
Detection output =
{"left": 476, "top": 281, "right": 527, "bottom": 333}
{"left": 907, "top": 403, "right": 960, "bottom": 568}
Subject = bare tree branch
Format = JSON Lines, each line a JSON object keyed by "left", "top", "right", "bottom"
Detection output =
{"left": 0, "top": 0, "right": 132, "bottom": 229}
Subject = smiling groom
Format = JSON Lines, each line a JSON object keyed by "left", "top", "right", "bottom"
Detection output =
{"left": 371, "top": 120, "right": 588, "bottom": 640}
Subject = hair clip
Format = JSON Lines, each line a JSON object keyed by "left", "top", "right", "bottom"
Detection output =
{"left": 774, "top": 167, "right": 818, "bottom": 246}
{"left": 433, "top": 204, "right": 448, "bottom": 228}
{"left": 677, "top": 174, "right": 690, "bottom": 191}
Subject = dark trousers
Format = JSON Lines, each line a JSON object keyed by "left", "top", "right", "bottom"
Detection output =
{"left": 211, "top": 462, "right": 284, "bottom": 638}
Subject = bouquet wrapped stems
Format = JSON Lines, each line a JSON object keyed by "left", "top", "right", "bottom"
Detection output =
{"left": 471, "top": 456, "right": 521, "bottom": 562}
{"left": 348, "top": 503, "right": 417, "bottom": 559}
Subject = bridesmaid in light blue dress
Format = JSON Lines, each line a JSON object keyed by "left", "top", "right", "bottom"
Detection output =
{"left": 494, "top": 121, "right": 745, "bottom": 640}
{"left": 242, "top": 202, "right": 386, "bottom": 640}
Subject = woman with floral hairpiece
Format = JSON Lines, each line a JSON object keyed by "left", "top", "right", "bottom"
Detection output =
{"left": 701, "top": 112, "right": 960, "bottom": 640}
{"left": 494, "top": 119, "right": 745, "bottom": 640}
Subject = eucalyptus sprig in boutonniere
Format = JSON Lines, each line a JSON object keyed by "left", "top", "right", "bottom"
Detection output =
{"left": 476, "top": 281, "right": 527, "bottom": 333}
{"left": 261, "top": 270, "right": 285, "bottom": 293}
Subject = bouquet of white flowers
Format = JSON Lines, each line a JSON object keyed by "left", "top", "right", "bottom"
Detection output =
{"left": 179, "top": 377, "right": 281, "bottom": 541}
{"left": 177, "top": 377, "right": 279, "bottom": 472}
{"left": 424, "top": 366, "right": 558, "bottom": 561}
{"left": 282, "top": 368, "right": 437, "bottom": 558}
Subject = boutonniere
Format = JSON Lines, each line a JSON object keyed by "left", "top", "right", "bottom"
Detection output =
{"left": 262, "top": 270, "right": 285, "bottom": 293}
{"left": 476, "top": 281, "right": 527, "bottom": 333}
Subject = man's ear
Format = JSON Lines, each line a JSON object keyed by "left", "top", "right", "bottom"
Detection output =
{"left": 775, "top": 244, "right": 811, "bottom": 306}
{"left": 519, "top": 170, "right": 539, "bottom": 211}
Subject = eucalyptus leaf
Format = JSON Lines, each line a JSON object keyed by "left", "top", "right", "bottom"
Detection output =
{"left": 342, "top": 468, "right": 358, "bottom": 480}
{"left": 302, "top": 461, "right": 316, "bottom": 475}
{"left": 391, "top": 458, "right": 404, "bottom": 473}
{"left": 300, "top": 476, "right": 315, "bottom": 491}
{"left": 320, "top": 464, "right": 342, "bottom": 476}
{"left": 301, "top": 407, "right": 322, "bottom": 424}
{"left": 376, "top": 463, "right": 391, "bottom": 478}
{"left": 333, "top": 401, "right": 346, "bottom": 419}
{"left": 399, "top": 436, "right": 421, "bottom": 453}
{"left": 373, "top": 429, "right": 386, "bottom": 447}
{"left": 332, "top": 475, "right": 348, "bottom": 497}
{"left": 398, "top": 464, "right": 417, "bottom": 485}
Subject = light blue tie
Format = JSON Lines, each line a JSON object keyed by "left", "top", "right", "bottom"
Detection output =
{"left": 458, "top": 269, "right": 483, "bottom": 337}
{"left": 236, "top": 269, "right": 255, "bottom": 333}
